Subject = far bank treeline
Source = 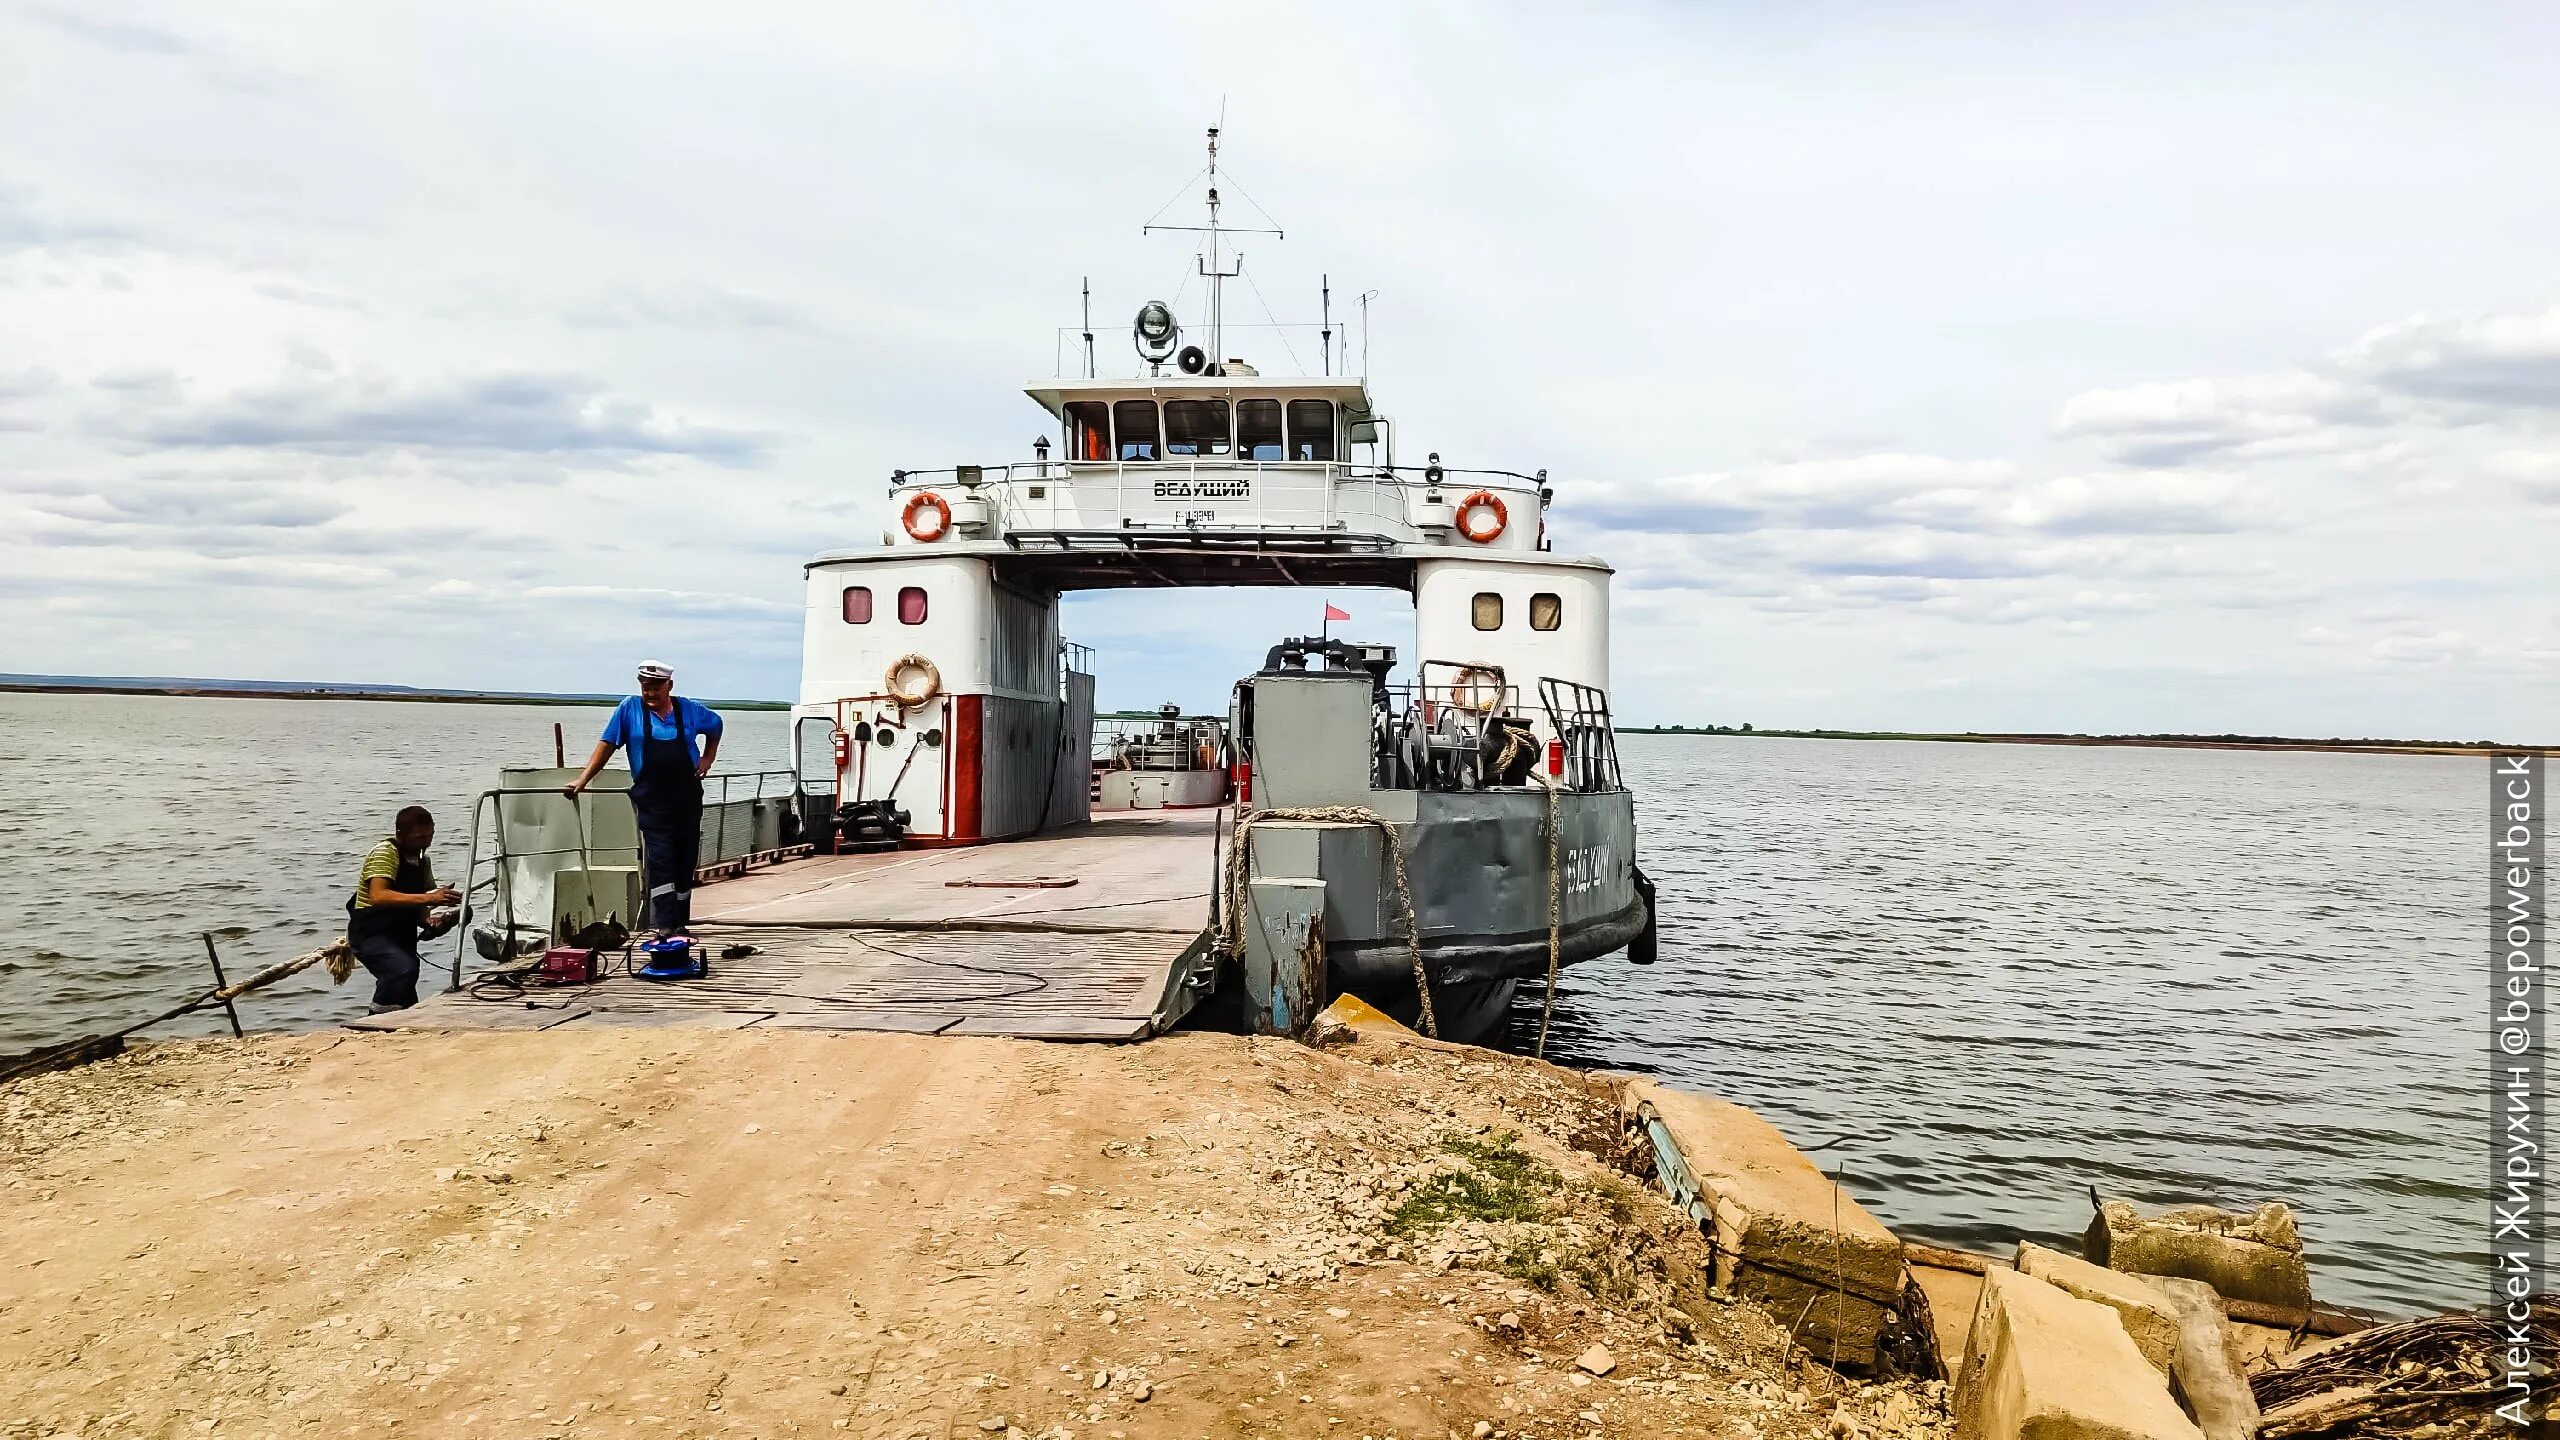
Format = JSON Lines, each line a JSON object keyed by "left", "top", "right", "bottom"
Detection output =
{"left": 6, "top": 681, "right": 2543, "bottom": 754}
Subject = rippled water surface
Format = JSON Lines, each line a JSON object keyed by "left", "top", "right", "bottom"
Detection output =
{"left": 1527, "top": 733, "right": 2477, "bottom": 1316}
{"left": 0, "top": 693, "right": 787, "bottom": 1052}
{"left": 0, "top": 696, "right": 2479, "bottom": 1313}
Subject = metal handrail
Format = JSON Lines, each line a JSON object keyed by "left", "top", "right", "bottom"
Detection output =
{"left": 887, "top": 459, "right": 1544, "bottom": 492}
{"left": 881, "top": 460, "right": 1546, "bottom": 546}
{"left": 1539, "top": 678, "right": 1624, "bottom": 794}
{"left": 448, "top": 768, "right": 821, "bottom": 988}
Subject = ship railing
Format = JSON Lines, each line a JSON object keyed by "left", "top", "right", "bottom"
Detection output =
{"left": 1359, "top": 664, "right": 1530, "bottom": 793}
{"left": 1093, "top": 715, "right": 1226, "bottom": 770}
{"left": 449, "top": 768, "right": 825, "bottom": 988}
{"left": 1047, "top": 321, "right": 1352, "bottom": 378}
{"left": 1538, "top": 678, "right": 1624, "bottom": 794}
{"left": 884, "top": 461, "right": 1545, "bottom": 544}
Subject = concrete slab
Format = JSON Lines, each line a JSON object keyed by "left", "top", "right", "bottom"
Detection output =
{"left": 2085, "top": 1200, "right": 2311, "bottom": 1310}
{"left": 1954, "top": 1267, "right": 2204, "bottom": 1440}
{"left": 2140, "top": 1275, "right": 2262, "bottom": 1440}
{"left": 2016, "top": 1240, "right": 2179, "bottom": 1374}
{"left": 1623, "top": 1080, "right": 1904, "bottom": 1370}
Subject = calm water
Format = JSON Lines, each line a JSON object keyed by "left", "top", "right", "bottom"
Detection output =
{"left": 0, "top": 693, "right": 789, "bottom": 1050}
{"left": 0, "top": 696, "right": 2480, "bottom": 1313}
{"left": 1530, "top": 733, "right": 2478, "bottom": 1316}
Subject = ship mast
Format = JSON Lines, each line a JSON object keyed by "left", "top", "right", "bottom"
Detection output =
{"left": 1143, "top": 125, "right": 1280, "bottom": 375}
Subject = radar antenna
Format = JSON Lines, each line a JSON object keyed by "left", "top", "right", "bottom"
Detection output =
{"left": 1142, "top": 123, "right": 1282, "bottom": 377}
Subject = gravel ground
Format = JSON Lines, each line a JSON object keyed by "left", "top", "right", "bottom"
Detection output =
{"left": 1, "top": 1024, "right": 1951, "bottom": 1439}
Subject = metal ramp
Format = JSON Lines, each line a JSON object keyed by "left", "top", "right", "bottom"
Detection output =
{"left": 364, "top": 811, "right": 1220, "bottom": 1042}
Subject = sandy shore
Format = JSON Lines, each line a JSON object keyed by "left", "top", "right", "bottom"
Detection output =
{"left": 0, "top": 1026, "right": 1947, "bottom": 1440}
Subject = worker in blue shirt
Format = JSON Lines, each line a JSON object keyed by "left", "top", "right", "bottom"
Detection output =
{"left": 563, "top": 660, "right": 724, "bottom": 934}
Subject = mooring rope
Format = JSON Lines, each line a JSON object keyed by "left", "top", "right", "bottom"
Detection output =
{"left": 1219, "top": 805, "right": 1435, "bottom": 1038}
{"left": 216, "top": 939, "right": 358, "bottom": 999}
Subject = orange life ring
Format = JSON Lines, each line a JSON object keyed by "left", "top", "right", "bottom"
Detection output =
{"left": 884, "top": 653, "right": 942, "bottom": 708}
{"left": 1455, "top": 490, "right": 1507, "bottom": 544}
{"left": 902, "top": 490, "right": 953, "bottom": 542}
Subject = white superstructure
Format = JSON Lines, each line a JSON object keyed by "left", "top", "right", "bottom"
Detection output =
{"left": 793, "top": 129, "right": 1613, "bottom": 846}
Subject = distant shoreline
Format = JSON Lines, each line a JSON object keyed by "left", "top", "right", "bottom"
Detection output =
{"left": 1617, "top": 726, "right": 2554, "bottom": 757}
{"left": 0, "top": 681, "right": 793, "bottom": 712}
{"left": 9, "top": 681, "right": 2543, "bottom": 751}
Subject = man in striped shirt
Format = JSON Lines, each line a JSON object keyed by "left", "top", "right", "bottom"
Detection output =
{"left": 346, "top": 805, "right": 460, "bottom": 1012}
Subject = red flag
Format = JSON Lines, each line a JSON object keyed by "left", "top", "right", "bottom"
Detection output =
{"left": 1323, "top": 603, "right": 1350, "bottom": 622}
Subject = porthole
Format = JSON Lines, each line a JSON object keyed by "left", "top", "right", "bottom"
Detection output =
{"left": 1530, "top": 593, "right": 1562, "bottom": 631}
{"left": 1471, "top": 592, "right": 1503, "bottom": 631}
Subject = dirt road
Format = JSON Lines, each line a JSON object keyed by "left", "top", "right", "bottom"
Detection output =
{"left": 1, "top": 1026, "right": 1945, "bottom": 1439}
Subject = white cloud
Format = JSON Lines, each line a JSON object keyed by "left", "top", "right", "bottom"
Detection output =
{"left": 2343, "top": 306, "right": 2560, "bottom": 408}
{"left": 2052, "top": 371, "right": 2378, "bottom": 467}
{"left": 0, "top": 0, "right": 2554, "bottom": 735}
{"left": 2490, "top": 450, "right": 2560, "bottom": 505}
{"left": 109, "top": 363, "right": 774, "bottom": 464}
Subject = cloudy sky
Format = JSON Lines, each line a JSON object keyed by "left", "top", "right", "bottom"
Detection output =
{"left": 3, "top": 2, "right": 2553, "bottom": 738}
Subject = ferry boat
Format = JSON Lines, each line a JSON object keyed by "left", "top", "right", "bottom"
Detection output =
{"left": 438, "top": 129, "right": 1653, "bottom": 1049}
{"left": 783, "top": 129, "right": 1654, "bottom": 1043}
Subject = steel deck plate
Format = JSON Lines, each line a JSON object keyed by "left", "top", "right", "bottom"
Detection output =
{"left": 389, "top": 813, "right": 1223, "bottom": 1042}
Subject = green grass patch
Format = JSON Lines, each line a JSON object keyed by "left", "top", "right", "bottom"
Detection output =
{"left": 1385, "top": 1131, "right": 1556, "bottom": 1239}
{"left": 1494, "top": 1238, "right": 1561, "bottom": 1291}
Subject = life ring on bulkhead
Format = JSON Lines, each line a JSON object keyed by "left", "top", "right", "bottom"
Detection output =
{"left": 1448, "top": 664, "right": 1507, "bottom": 715}
{"left": 884, "top": 653, "right": 942, "bottom": 709}
{"left": 902, "top": 490, "right": 953, "bottom": 542}
{"left": 1455, "top": 490, "right": 1507, "bottom": 544}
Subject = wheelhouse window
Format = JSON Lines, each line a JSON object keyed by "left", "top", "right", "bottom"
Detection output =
{"left": 841, "top": 586, "right": 872, "bottom": 624}
{"left": 898, "top": 586, "right": 928, "bottom": 624}
{"left": 1529, "top": 593, "right": 1562, "bottom": 631}
{"left": 1064, "top": 401, "right": 1111, "bottom": 462}
{"left": 1236, "top": 399, "right": 1284, "bottom": 460}
{"left": 1471, "top": 592, "right": 1504, "bottom": 631}
{"left": 1286, "top": 399, "right": 1335, "bottom": 462}
{"left": 1112, "top": 400, "right": 1160, "bottom": 461}
{"left": 1163, "top": 399, "right": 1231, "bottom": 458}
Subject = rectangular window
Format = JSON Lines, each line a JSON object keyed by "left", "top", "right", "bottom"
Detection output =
{"left": 1163, "top": 399, "right": 1231, "bottom": 457}
{"left": 898, "top": 586, "right": 928, "bottom": 624}
{"left": 1236, "top": 399, "right": 1284, "bottom": 460}
{"left": 1065, "top": 401, "right": 1111, "bottom": 463}
{"left": 1530, "top": 592, "right": 1562, "bottom": 631}
{"left": 1286, "top": 399, "right": 1335, "bottom": 462}
{"left": 1113, "top": 400, "right": 1161, "bottom": 462}
{"left": 1471, "top": 592, "right": 1503, "bottom": 631}
{"left": 842, "top": 586, "right": 872, "bottom": 624}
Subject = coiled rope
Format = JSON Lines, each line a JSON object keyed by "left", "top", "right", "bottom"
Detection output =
{"left": 1218, "top": 805, "right": 1436, "bottom": 1038}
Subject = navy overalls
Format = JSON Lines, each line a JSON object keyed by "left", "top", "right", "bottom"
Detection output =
{"left": 630, "top": 704, "right": 703, "bottom": 933}
{"left": 346, "top": 850, "right": 432, "bottom": 1009}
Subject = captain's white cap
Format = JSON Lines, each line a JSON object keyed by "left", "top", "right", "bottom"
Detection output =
{"left": 636, "top": 660, "right": 674, "bottom": 682}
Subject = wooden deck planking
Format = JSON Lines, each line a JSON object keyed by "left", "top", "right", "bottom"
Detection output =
{"left": 368, "top": 811, "right": 1223, "bottom": 1042}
